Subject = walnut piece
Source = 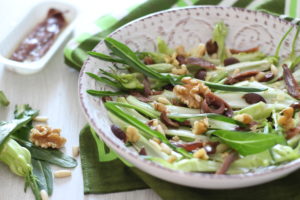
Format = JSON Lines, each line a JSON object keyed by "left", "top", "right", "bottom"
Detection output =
{"left": 173, "top": 77, "right": 211, "bottom": 108}
{"left": 167, "top": 155, "right": 177, "bottom": 163}
{"left": 30, "top": 125, "right": 66, "bottom": 149}
{"left": 164, "top": 52, "right": 179, "bottom": 67}
{"left": 278, "top": 107, "right": 295, "bottom": 130}
{"left": 234, "top": 114, "right": 253, "bottom": 124}
{"left": 126, "top": 126, "right": 140, "bottom": 143}
{"left": 171, "top": 64, "right": 189, "bottom": 75}
{"left": 193, "top": 148, "right": 209, "bottom": 160}
{"left": 192, "top": 118, "right": 209, "bottom": 135}
{"left": 190, "top": 43, "right": 206, "bottom": 57}
{"left": 157, "top": 97, "right": 171, "bottom": 105}
{"left": 153, "top": 102, "right": 168, "bottom": 112}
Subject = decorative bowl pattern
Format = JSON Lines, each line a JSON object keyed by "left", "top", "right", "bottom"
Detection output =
{"left": 79, "top": 6, "right": 300, "bottom": 189}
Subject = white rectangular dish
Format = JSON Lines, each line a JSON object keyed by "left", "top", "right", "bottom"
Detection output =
{"left": 0, "top": 1, "right": 78, "bottom": 75}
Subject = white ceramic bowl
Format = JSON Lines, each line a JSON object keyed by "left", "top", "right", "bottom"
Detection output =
{"left": 0, "top": 1, "right": 78, "bottom": 75}
{"left": 79, "top": 6, "right": 300, "bottom": 189}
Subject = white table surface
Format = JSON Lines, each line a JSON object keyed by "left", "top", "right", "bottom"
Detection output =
{"left": 0, "top": 0, "right": 160, "bottom": 199}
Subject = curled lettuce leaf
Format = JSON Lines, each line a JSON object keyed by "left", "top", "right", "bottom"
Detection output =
{"left": 235, "top": 102, "right": 272, "bottom": 121}
{"left": 212, "top": 22, "right": 228, "bottom": 62}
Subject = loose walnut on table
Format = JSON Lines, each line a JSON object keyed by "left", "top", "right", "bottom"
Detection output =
{"left": 30, "top": 125, "right": 66, "bottom": 149}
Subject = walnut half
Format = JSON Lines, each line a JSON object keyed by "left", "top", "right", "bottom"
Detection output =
{"left": 30, "top": 125, "right": 66, "bottom": 149}
{"left": 173, "top": 77, "right": 211, "bottom": 108}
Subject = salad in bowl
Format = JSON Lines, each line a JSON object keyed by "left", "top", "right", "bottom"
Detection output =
{"left": 79, "top": 6, "right": 300, "bottom": 188}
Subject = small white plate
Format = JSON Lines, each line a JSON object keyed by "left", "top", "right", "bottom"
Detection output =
{"left": 79, "top": 6, "right": 300, "bottom": 189}
{"left": 0, "top": 1, "right": 78, "bottom": 75}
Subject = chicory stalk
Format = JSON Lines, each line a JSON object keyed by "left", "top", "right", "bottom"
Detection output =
{"left": 232, "top": 51, "right": 266, "bottom": 62}
{"left": 215, "top": 81, "right": 297, "bottom": 109}
{"left": 287, "top": 134, "right": 300, "bottom": 147}
{"left": 224, "top": 59, "right": 272, "bottom": 73}
{"left": 134, "top": 136, "right": 170, "bottom": 160}
{"left": 165, "top": 105, "right": 199, "bottom": 114}
{"left": 234, "top": 102, "right": 273, "bottom": 121}
{"left": 203, "top": 80, "right": 267, "bottom": 92}
{"left": 146, "top": 63, "right": 174, "bottom": 73}
{"left": 0, "top": 91, "right": 9, "bottom": 107}
{"left": 116, "top": 97, "right": 149, "bottom": 123}
{"left": 126, "top": 95, "right": 161, "bottom": 117}
{"left": 100, "top": 69, "right": 145, "bottom": 90}
{"left": 206, "top": 68, "right": 227, "bottom": 82}
{"left": 229, "top": 150, "right": 273, "bottom": 171}
{"left": 165, "top": 129, "right": 208, "bottom": 140}
{"left": 136, "top": 51, "right": 165, "bottom": 63}
{"left": 270, "top": 144, "right": 300, "bottom": 163}
{"left": 117, "top": 73, "right": 144, "bottom": 89}
{"left": 150, "top": 90, "right": 177, "bottom": 101}
{"left": 212, "top": 21, "right": 228, "bottom": 62}
{"left": 157, "top": 37, "right": 174, "bottom": 55}
{"left": 207, "top": 57, "right": 275, "bottom": 82}
{"left": 173, "top": 158, "right": 221, "bottom": 172}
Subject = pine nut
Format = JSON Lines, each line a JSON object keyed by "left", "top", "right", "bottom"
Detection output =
{"left": 33, "top": 116, "right": 48, "bottom": 122}
{"left": 157, "top": 97, "right": 171, "bottom": 105}
{"left": 72, "top": 146, "right": 80, "bottom": 157}
{"left": 54, "top": 170, "right": 72, "bottom": 178}
{"left": 40, "top": 190, "right": 48, "bottom": 200}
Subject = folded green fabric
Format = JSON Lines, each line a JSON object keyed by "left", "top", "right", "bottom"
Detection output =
{"left": 80, "top": 124, "right": 300, "bottom": 200}
{"left": 68, "top": 0, "right": 300, "bottom": 199}
{"left": 80, "top": 125, "right": 148, "bottom": 194}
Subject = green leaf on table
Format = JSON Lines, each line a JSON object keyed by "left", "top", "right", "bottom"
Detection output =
{"left": 0, "top": 117, "right": 35, "bottom": 151}
{"left": 14, "top": 104, "right": 39, "bottom": 119}
{"left": 0, "top": 91, "right": 9, "bottom": 107}
{"left": 17, "top": 139, "right": 77, "bottom": 168}
{"left": 211, "top": 130, "right": 286, "bottom": 156}
{"left": 32, "top": 159, "right": 53, "bottom": 195}
{"left": 12, "top": 105, "right": 39, "bottom": 141}
{"left": 26, "top": 171, "right": 42, "bottom": 200}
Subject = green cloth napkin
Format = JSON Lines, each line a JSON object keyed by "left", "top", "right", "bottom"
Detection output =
{"left": 80, "top": 124, "right": 300, "bottom": 200}
{"left": 66, "top": 0, "right": 300, "bottom": 199}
